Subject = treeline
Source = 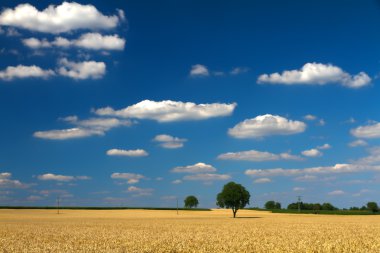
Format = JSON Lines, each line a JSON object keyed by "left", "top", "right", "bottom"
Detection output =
{"left": 265, "top": 200, "right": 379, "bottom": 213}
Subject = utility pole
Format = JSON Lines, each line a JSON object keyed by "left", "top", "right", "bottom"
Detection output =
{"left": 297, "top": 196, "right": 302, "bottom": 213}
{"left": 56, "top": 195, "right": 60, "bottom": 214}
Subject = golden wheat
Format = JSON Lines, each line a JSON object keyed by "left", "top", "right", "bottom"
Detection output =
{"left": 1, "top": 209, "right": 380, "bottom": 252}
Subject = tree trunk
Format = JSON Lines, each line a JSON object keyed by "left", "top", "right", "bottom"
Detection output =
{"left": 233, "top": 209, "right": 237, "bottom": 218}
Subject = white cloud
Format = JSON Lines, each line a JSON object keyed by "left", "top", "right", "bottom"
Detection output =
{"left": 301, "top": 148, "right": 322, "bottom": 157}
{"left": 171, "top": 163, "right": 216, "bottom": 173}
{"left": 293, "top": 187, "right": 305, "bottom": 192}
{"left": 351, "top": 122, "right": 380, "bottom": 139}
{"left": 171, "top": 179, "right": 182, "bottom": 184}
{"left": 228, "top": 114, "right": 306, "bottom": 139}
{"left": 230, "top": 67, "right": 249, "bottom": 75}
{"left": 317, "top": 143, "right": 331, "bottom": 150}
{"left": 217, "top": 150, "right": 302, "bottom": 161}
{"left": 58, "top": 58, "right": 106, "bottom": 80}
{"left": 0, "top": 65, "right": 54, "bottom": 80}
{"left": 34, "top": 128, "right": 103, "bottom": 140}
{"left": 328, "top": 190, "right": 345, "bottom": 196}
{"left": 38, "top": 173, "right": 90, "bottom": 182}
{"left": 23, "top": 33, "right": 125, "bottom": 51}
{"left": 190, "top": 64, "right": 209, "bottom": 77}
{"left": 349, "top": 139, "right": 368, "bottom": 147}
{"left": 257, "top": 62, "right": 371, "bottom": 88}
{"left": 95, "top": 100, "right": 237, "bottom": 122}
{"left": 355, "top": 147, "right": 380, "bottom": 165}
{"left": 66, "top": 117, "right": 133, "bottom": 131}
{"left": 245, "top": 163, "right": 380, "bottom": 178}
{"left": 110, "top": 173, "right": 144, "bottom": 184}
{"left": 106, "top": 149, "right": 148, "bottom": 157}
{"left": 0, "top": 172, "right": 28, "bottom": 188}
{"left": 153, "top": 134, "right": 187, "bottom": 149}
{"left": 183, "top": 173, "right": 231, "bottom": 181}
{"left": 0, "top": 2, "right": 121, "bottom": 34}
{"left": 253, "top": 178, "right": 272, "bottom": 184}
{"left": 126, "top": 186, "right": 154, "bottom": 197}
{"left": 304, "top": 114, "right": 317, "bottom": 121}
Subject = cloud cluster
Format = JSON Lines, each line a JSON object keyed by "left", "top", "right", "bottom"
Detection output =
{"left": 95, "top": 100, "right": 237, "bottom": 122}
{"left": 190, "top": 64, "right": 209, "bottom": 77}
{"left": 258, "top": 62, "right": 371, "bottom": 88}
{"left": 0, "top": 2, "right": 122, "bottom": 33}
{"left": 190, "top": 64, "right": 249, "bottom": 77}
{"left": 126, "top": 186, "right": 154, "bottom": 197}
{"left": 217, "top": 150, "right": 302, "bottom": 161}
{"left": 106, "top": 149, "right": 148, "bottom": 157}
{"left": 58, "top": 58, "right": 106, "bottom": 80}
{"left": 171, "top": 162, "right": 230, "bottom": 182}
{"left": 228, "top": 114, "right": 306, "bottom": 139}
{"left": 0, "top": 65, "right": 54, "bottom": 81}
{"left": 34, "top": 116, "right": 132, "bottom": 140}
{"left": 110, "top": 173, "right": 145, "bottom": 184}
{"left": 301, "top": 148, "right": 322, "bottom": 157}
{"left": 153, "top": 134, "right": 187, "bottom": 149}
{"left": 23, "top": 33, "right": 125, "bottom": 50}
{"left": 245, "top": 163, "right": 380, "bottom": 178}
{"left": 349, "top": 139, "right": 368, "bottom": 147}
{"left": 171, "top": 163, "right": 217, "bottom": 173}
{"left": 0, "top": 172, "right": 28, "bottom": 188}
{"left": 37, "top": 173, "right": 90, "bottom": 181}
{"left": 351, "top": 122, "right": 380, "bottom": 139}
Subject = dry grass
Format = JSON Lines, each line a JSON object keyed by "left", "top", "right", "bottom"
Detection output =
{"left": 1, "top": 208, "right": 380, "bottom": 252}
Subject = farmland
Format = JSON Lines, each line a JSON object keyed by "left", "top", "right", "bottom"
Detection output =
{"left": 1, "top": 209, "right": 380, "bottom": 252}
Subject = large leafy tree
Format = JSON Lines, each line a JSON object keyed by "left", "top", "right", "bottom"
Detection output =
{"left": 216, "top": 181, "right": 250, "bottom": 218}
{"left": 184, "top": 195, "right": 199, "bottom": 208}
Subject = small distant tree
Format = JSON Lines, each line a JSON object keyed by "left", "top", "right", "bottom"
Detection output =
{"left": 321, "top": 202, "right": 337, "bottom": 211}
{"left": 184, "top": 195, "right": 199, "bottom": 208}
{"left": 265, "top": 200, "right": 281, "bottom": 209}
{"left": 367, "top": 202, "right": 379, "bottom": 213}
{"left": 216, "top": 181, "right": 250, "bottom": 218}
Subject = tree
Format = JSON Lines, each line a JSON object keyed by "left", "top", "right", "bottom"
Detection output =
{"left": 367, "top": 202, "right": 379, "bottom": 213}
{"left": 265, "top": 200, "right": 281, "bottom": 209}
{"left": 184, "top": 195, "right": 199, "bottom": 208}
{"left": 216, "top": 181, "right": 250, "bottom": 218}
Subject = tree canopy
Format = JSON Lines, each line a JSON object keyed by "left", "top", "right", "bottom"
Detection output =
{"left": 264, "top": 200, "right": 281, "bottom": 210}
{"left": 184, "top": 195, "right": 199, "bottom": 208}
{"left": 216, "top": 181, "right": 250, "bottom": 218}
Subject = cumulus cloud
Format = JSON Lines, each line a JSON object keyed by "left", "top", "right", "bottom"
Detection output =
{"left": 183, "top": 173, "right": 231, "bottom": 181}
{"left": 245, "top": 163, "right": 380, "bottom": 178}
{"left": 35, "top": 116, "right": 132, "bottom": 141}
{"left": 153, "top": 134, "right": 187, "bottom": 149}
{"left": 0, "top": 65, "right": 54, "bottom": 80}
{"left": 257, "top": 62, "right": 371, "bottom": 88}
{"left": 304, "top": 114, "right": 317, "bottom": 121}
{"left": 126, "top": 186, "right": 154, "bottom": 197}
{"left": 171, "top": 179, "right": 182, "bottom": 184}
{"left": 328, "top": 190, "right": 345, "bottom": 196}
{"left": 355, "top": 147, "right": 380, "bottom": 165}
{"left": 190, "top": 64, "right": 209, "bottom": 77}
{"left": 228, "top": 114, "right": 306, "bottom": 139}
{"left": 106, "top": 149, "right": 148, "bottom": 157}
{"left": 349, "top": 139, "right": 368, "bottom": 147}
{"left": 110, "top": 173, "right": 144, "bottom": 184}
{"left": 351, "top": 122, "right": 380, "bottom": 139}
{"left": 0, "top": 2, "right": 121, "bottom": 33}
{"left": 37, "top": 173, "right": 90, "bottom": 181}
{"left": 217, "top": 150, "right": 302, "bottom": 161}
{"left": 230, "top": 67, "right": 249, "bottom": 75}
{"left": 253, "top": 178, "right": 272, "bottom": 184}
{"left": 0, "top": 172, "right": 28, "bottom": 188}
{"left": 34, "top": 128, "right": 103, "bottom": 140}
{"left": 95, "top": 100, "right": 237, "bottom": 122}
{"left": 301, "top": 148, "right": 322, "bottom": 157}
{"left": 171, "top": 163, "right": 217, "bottom": 173}
{"left": 58, "top": 58, "right": 106, "bottom": 80}
{"left": 317, "top": 143, "right": 331, "bottom": 150}
{"left": 23, "top": 33, "right": 126, "bottom": 51}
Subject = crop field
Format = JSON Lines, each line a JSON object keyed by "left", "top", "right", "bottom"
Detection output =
{"left": 1, "top": 209, "right": 380, "bottom": 252}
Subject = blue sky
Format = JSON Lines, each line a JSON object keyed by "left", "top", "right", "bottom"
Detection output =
{"left": 1, "top": 0, "right": 380, "bottom": 208}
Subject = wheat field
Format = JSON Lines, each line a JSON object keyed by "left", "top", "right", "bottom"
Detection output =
{"left": 1, "top": 208, "right": 380, "bottom": 252}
